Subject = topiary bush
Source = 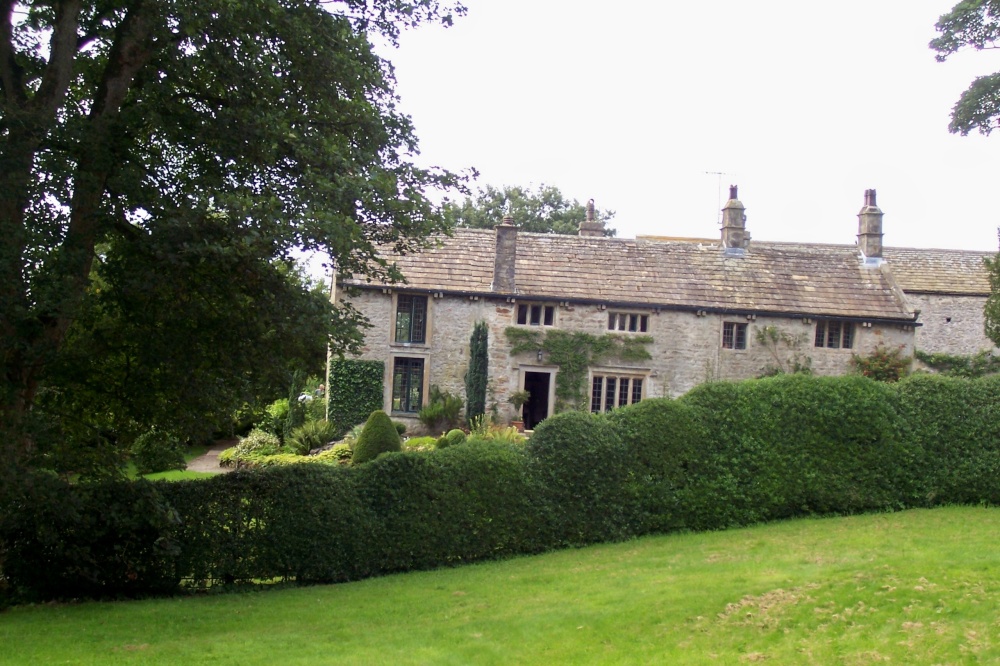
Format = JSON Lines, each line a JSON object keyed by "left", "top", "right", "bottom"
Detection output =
{"left": 436, "top": 428, "right": 466, "bottom": 449}
{"left": 131, "top": 428, "right": 186, "bottom": 475}
{"left": 526, "top": 410, "right": 638, "bottom": 546}
{"left": 352, "top": 410, "right": 402, "bottom": 464}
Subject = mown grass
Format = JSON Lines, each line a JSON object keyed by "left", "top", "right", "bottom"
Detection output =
{"left": 123, "top": 445, "right": 217, "bottom": 481}
{"left": 2, "top": 506, "right": 998, "bottom": 664}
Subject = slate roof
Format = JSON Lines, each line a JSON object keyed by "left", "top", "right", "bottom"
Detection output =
{"left": 882, "top": 247, "right": 992, "bottom": 295}
{"left": 344, "top": 228, "right": 920, "bottom": 322}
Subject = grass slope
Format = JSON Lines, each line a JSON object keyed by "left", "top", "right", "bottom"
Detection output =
{"left": 2, "top": 506, "right": 998, "bottom": 664}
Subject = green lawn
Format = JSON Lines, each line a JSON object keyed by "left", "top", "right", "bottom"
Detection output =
{"left": 2, "top": 506, "right": 998, "bottom": 664}
{"left": 124, "top": 445, "right": 218, "bottom": 481}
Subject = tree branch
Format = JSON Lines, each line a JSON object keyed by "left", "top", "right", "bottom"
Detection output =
{"left": 0, "top": 0, "right": 26, "bottom": 105}
{"left": 27, "top": 0, "right": 83, "bottom": 117}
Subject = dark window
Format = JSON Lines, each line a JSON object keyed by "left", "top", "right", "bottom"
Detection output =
{"left": 392, "top": 357, "right": 424, "bottom": 413}
{"left": 722, "top": 322, "right": 747, "bottom": 350}
{"left": 590, "top": 375, "right": 644, "bottom": 413}
{"left": 395, "top": 294, "right": 427, "bottom": 343}
{"left": 517, "top": 303, "right": 555, "bottom": 326}
{"left": 608, "top": 312, "right": 649, "bottom": 332}
{"left": 815, "top": 321, "right": 854, "bottom": 349}
{"left": 590, "top": 376, "right": 603, "bottom": 413}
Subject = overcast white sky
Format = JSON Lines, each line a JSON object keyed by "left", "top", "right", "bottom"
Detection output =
{"left": 381, "top": 0, "right": 999, "bottom": 251}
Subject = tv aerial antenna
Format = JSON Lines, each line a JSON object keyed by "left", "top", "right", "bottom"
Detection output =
{"left": 705, "top": 171, "right": 733, "bottom": 225}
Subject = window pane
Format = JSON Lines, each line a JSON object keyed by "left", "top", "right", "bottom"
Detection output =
{"left": 639, "top": 315, "right": 648, "bottom": 333}
{"left": 827, "top": 321, "right": 841, "bottom": 349}
{"left": 735, "top": 323, "right": 746, "bottom": 350}
{"left": 530, "top": 304, "right": 541, "bottom": 325}
{"left": 618, "top": 378, "right": 630, "bottom": 407}
{"left": 631, "top": 379, "right": 643, "bottom": 405}
{"left": 517, "top": 304, "right": 528, "bottom": 325}
{"left": 627, "top": 314, "right": 637, "bottom": 332}
{"left": 392, "top": 358, "right": 423, "bottom": 412}
{"left": 605, "top": 378, "right": 616, "bottom": 412}
{"left": 723, "top": 322, "right": 734, "bottom": 349}
{"left": 843, "top": 323, "right": 854, "bottom": 349}
{"left": 815, "top": 322, "right": 825, "bottom": 347}
{"left": 410, "top": 297, "right": 426, "bottom": 344}
{"left": 591, "top": 377, "right": 603, "bottom": 413}
{"left": 543, "top": 306, "right": 554, "bottom": 326}
{"left": 607, "top": 313, "right": 615, "bottom": 330}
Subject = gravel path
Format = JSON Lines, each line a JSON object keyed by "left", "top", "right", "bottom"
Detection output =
{"left": 186, "top": 439, "right": 236, "bottom": 474}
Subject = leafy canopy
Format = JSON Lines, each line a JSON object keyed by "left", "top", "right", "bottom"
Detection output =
{"left": 0, "top": 0, "right": 466, "bottom": 466}
{"left": 443, "top": 184, "right": 616, "bottom": 236}
{"left": 931, "top": 0, "right": 1000, "bottom": 134}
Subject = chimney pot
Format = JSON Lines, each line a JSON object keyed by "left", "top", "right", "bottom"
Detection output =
{"left": 729, "top": 185, "right": 738, "bottom": 200}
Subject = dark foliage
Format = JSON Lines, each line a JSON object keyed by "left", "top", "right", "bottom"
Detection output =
{"left": 7, "top": 374, "right": 1000, "bottom": 603}
{"left": 464, "top": 321, "right": 489, "bottom": 424}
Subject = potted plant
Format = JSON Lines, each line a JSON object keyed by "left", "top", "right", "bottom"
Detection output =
{"left": 508, "top": 389, "right": 530, "bottom": 432}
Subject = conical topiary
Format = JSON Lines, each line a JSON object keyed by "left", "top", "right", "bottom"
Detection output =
{"left": 352, "top": 409, "right": 402, "bottom": 464}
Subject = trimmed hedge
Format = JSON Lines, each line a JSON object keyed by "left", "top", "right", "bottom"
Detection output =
{"left": 7, "top": 374, "right": 1000, "bottom": 602}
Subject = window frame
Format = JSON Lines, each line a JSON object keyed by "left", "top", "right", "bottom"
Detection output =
{"left": 722, "top": 321, "right": 748, "bottom": 350}
{"left": 515, "top": 303, "right": 557, "bottom": 327}
{"left": 590, "top": 372, "right": 646, "bottom": 413}
{"left": 393, "top": 293, "right": 429, "bottom": 345}
{"left": 607, "top": 311, "right": 650, "bottom": 333}
{"left": 390, "top": 355, "right": 426, "bottom": 414}
{"left": 814, "top": 321, "right": 855, "bottom": 349}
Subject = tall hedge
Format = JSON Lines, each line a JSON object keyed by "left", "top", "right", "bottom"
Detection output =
{"left": 8, "top": 374, "right": 1000, "bottom": 603}
{"left": 464, "top": 321, "right": 489, "bottom": 424}
{"left": 327, "top": 360, "right": 384, "bottom": 435}
{"left": 526, "top": 411, "right": 638, "bottom": 545}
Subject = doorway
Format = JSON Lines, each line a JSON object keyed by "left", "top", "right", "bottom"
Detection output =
{"left": 522, "top": 371, "right": 551, "bottom": 430}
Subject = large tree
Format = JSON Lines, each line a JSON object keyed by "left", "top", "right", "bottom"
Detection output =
{"left": 443, "top": 184, "right": 616, "bottom": 236}
{"left": 931, "top": 0, "right": 1000, "bottom": 134}
{"left": 0, "top": 0, "right": 465, "bottom": 465}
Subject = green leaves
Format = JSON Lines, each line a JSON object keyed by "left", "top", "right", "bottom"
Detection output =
{"left": 932, "top": 1, "right": 1000, "bottom": 134}
{"left": 444, "top": 184, "right": 616, "bottom": 236}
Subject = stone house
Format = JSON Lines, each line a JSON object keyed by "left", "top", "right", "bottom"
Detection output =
{"left": 339, "top": 188, "right": 993, "bottom": 431}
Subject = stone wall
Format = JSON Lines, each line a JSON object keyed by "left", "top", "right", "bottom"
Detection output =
{"left": 904, "top": 292, "right": 996, "bottom": 355}
{"left": 345, "top": 288, "right": 916, "bottom": 430}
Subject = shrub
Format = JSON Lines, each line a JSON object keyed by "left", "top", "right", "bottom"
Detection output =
{"left": 285, "top": 420, "right": 337, "bottom": 455}
{"left": 403, "top": 436, "right": 438, "bottom": 452}
{"left": 526, "top": 411, "right": 638, "bottom": 545}
{"left": 437, "top": 429, "right": 466, "bottom": 449}
{"left": 352, "top": 410, "right": 402, "bottom": 464}
{"left": 131, "top": 428, "right": 186, "bottom": 475}
{"left": 393, "top": 421, "right": 407, "bottom": 436}
{"left": 418, "top": 386, "right": 463, "bottom": 433}
{"left": 258, "top": 398, "right": 289, "bottom": 436}
{"left": 235, "top": 428, "right": 281, "bottom": 457}
{"left": 851, "top": 344, "right": 911, "bottom": 382}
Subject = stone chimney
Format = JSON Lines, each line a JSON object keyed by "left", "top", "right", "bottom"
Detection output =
{"left": 857, "top": 189, "right": 883, "bottom": 260}
{"left": 493, "top": 216, "right": 517, "bottom": 293}
{"left": 578, "top": 198, "right": 605, "bottom": 237}
{"left": 721, "top": 185, "right": 749, "bottom": 252}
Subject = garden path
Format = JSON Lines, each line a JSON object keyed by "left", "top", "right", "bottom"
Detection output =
{"left": 186, "top": 439, "right": 236, "bottom": 474}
